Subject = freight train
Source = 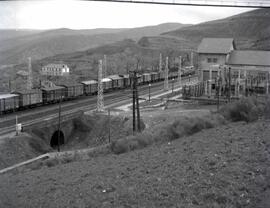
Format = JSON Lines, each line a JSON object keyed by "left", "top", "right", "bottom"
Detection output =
{"left": 0, "top": 69, "right": 195, "bottom": 114}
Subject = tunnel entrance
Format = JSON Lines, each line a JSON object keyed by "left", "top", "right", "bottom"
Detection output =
{"left": 50, "top": 130, "right": 65, "bottom": 148}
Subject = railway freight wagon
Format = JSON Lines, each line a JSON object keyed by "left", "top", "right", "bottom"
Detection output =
{"left": 58, "top": 83, "right": 84, "bottom": 99}
{"left": 102, "top": 78, "right": 113, "bottom": 92}
{"left": 159, "top": 71, "right": 165, "bottom": 80}
{"left": 13, "top": 89, "right": 43, "bottom": 108}
{"left": 0, "top": 94, "right": 19, "bottom": 113}
{"left": 142, "top": 73, "right": 151, "bottom": 84}
{"left": 150, "top": 72, "right": 159, "bottom": 82}
{"left": 81, "top": 80, "right": 98, "bottom": 95}
{"left": 107, "top": 75, "right": 124, "bottom": 89}
{"left": 42, "top": 86, "right": 65, "bottom": 103}
{"left": 121, "top": 74, "right": 131, "bottom": 88}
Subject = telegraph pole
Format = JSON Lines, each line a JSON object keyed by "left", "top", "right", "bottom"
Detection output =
{"left": 164, "top": 56, "right": 169, "bottom": 90}
{"left": 132, "top": 72, "right": 136, "bottom": 133}
{"left": 57, "top": 95, "right": 62, "bottom": 152}
{"left": 178, "top": 56, "right": 182, "bottom": 86}
{"left": 97, "top": 60, "right": 104, "bottom": 112}
{"left": 27, "top": 57, "right": 33, "bottom": 90}
{"left": 135, "top": 73, "right": 141, "bottom": 132}
{"left": 228, "top": 67, "right": 231, "bottom": 102}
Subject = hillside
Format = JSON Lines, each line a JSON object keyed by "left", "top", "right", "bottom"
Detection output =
{"left": 1, "top": 117, "right": 269, "bottom": 207}
{"left": 163, "top": 8, "right": 270, "bottom": 50}
{"left": 0, "top": 23, "right": 187, "bottom": 66}
{"left": 1, "top": 38, "right": 190, "bottom": 92}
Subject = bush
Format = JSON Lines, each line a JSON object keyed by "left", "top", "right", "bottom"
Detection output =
{"left": 110, "top": 114, "right": 224, "bottom": 154}
{"left": 219, "top": 96, "right": 265, "bottom": 122}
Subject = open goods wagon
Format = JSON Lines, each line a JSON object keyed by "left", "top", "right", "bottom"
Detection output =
{"left": 14, "top": 89, "right": 43, "bottom": 108}
{"left": 0, "top": 94, "right": 19, "bottom": 113}
{"left": 81, "top": 80, "right": 98, "bottom": 95}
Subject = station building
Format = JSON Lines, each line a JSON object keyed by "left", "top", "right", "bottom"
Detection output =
{"left": 197, "top": 38, "right": 235, "bottom": 81}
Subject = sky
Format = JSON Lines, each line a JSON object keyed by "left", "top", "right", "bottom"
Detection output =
{"left": 0, "top": 0, "right": 255, "bottom": 30}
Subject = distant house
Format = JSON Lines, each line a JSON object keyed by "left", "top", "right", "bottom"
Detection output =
{"left": 197, "top": 38, "right": 235, "bottom": 81}
{"left": 41, "top": 64, "right": 70, "bottom": 76}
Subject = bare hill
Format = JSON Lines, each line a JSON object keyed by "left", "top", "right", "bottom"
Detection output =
{"left": 163, "top": 8, "right": 270, "bottom": 50}
{"left": 0, "top": 23, "right": 187, "bottom": 66}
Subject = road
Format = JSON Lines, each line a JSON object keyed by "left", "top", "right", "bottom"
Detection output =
{"left": 0, "top": 76, "right": 197, "bottom": 135}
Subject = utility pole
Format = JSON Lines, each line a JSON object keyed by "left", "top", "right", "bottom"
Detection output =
{"left": 159, "top": 53, "right": 162, "bottom": 72}
{"left": 148, "top": 83, "right": 151, "bottom": 102}
{"left": 27, "top": 57, "right": 33, "bottom": 90}
{"left": 135, "top": 74, "right": 141, "bottom": 132}
{"left": 97, "top": 60, "right": 104, "bottom": 112}
{"left": 190, "top": 51, "right": 194, "bottom": 67}
{"left": 228, "top": 67, "right": 231, "bottom": 102}
{"left": 108, "top": 108, "right": 111, "bottom": 143}
{"left": 267, "top": 72, "right": 269, "bottom": 95}
{"left": 104, "top": 55, "right": 107, "bottom": 77}
{"left": 132, "top": 72, "right": 136, "bottom": 133}
{"left": 178, "top": 56, "right": 182, "bottom": 86}
{"left": 208, "top": 67, "right": 212, "bottom": 97}
{"left": 244, "top": 70, "right": 247, "bottom": 96}
{"left": 57, "top": 96, "right": 62, "bottom": 152}
{"left": 164, "top": 56, "right": 169, "bottom": 90}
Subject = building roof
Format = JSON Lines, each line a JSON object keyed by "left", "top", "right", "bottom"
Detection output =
{"left": 107, "top": 75, "right": 123, "bottom": 80}
{"left": 41, "top": 86, "right": 65, "bottom": 91}
{"left": 227, "top": 50, "right": 270, "bottom": 66}
{"left": 43, "top": 64, "right": 68, "bottom": 68}
{"left": 197, "top": 38, "right": 235, "bottom": 54}
{"left": 13, "top": 89, "right": 42, "bottom": 95}
{"left": 81, "top": 80, "right": 98, "bottom": 85}
{"left": 0, "top": 94, "right": 18, "bottom": 99}
{"left": 102, "top": 78, "right": 112, "bottom": 82}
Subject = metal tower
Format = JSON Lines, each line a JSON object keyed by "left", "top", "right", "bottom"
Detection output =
{"left": 104, "top": 55, "right": 107, "bottom": 77}
{"left": 190, "top": 51, "right": 194, "bottom": 66}
{"left": 178, "top": 56, "right": 182, "bottom": 86}
{"left": 159, "top": 53, "right": 162, "bottom": 72}
{"left": 164, "top": 56, "right": 169, "bottom": 90}
{"left": 97, "top": 60, "right": 104, "bottom": 112}
{"left": 27, "top": 57, "right": 33, "bottom": 90}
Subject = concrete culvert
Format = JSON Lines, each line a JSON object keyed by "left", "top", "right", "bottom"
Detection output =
{"left": 50, "top": 130, "right": 65, "bottom": 148}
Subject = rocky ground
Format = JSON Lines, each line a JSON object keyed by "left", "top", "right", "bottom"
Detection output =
{"left": 1, "top": 118, "right": 269, "bottom": 208}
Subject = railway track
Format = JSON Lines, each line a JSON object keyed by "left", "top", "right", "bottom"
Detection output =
{"left": 0, "top": 76, "right": 197, "bottom": 136}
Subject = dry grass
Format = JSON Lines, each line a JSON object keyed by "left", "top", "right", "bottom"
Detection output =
{"left": 111, "top": 114, "right": 226, "bottom": 154}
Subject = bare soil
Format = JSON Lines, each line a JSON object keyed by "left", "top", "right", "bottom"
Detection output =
{"left": 1, "top": 119, "right": 270, "bottom": 208}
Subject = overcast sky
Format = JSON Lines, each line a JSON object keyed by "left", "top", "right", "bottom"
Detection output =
{"left": 0, "top": 0, "right": 254, "bottom": 29}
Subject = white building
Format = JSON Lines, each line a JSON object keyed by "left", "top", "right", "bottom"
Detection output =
{"left": 41, "top": 64, "right": 70, "bottom": 76}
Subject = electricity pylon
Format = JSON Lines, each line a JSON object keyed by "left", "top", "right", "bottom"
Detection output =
{"left": 178, "top": 56, "right": 182, "bottom": 86}
{"left": 27, "top": 57, "right": 33, "bottom": 90}
{"left": 97, "top": 60, "right": 104, "bottom": 112}
{"left": 164, "top": 56, "right": 169, "bottom": 90}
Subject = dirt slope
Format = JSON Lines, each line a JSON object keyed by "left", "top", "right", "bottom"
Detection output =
{"left": 1, "top": 119, "right": 269, "bottom": 208}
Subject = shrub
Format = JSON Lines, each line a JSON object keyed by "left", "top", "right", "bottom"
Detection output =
{"left": 219, "top": 96, "right": 264, "bottom": 122}
{"left": 111, "top": 138, "right": 130, "bottom": 154}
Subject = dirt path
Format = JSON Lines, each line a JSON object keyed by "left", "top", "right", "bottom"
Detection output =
{"left": 1, "top": 119, "right": 269, "bottom": 208}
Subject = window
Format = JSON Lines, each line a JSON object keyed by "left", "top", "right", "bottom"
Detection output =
{"left": 213, "top": 58, "right": 218, "bottom": 63}
{"left": 207, "top": 58, "right": 212, "bottom": 63}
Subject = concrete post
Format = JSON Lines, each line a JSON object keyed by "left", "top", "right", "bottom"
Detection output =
{"left": 208, "top": 67, "right": 212, "bottom": 97}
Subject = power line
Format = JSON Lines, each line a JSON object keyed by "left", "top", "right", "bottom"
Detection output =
{"left": 86, "top": 0, "right": 270, "bottom": 8}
